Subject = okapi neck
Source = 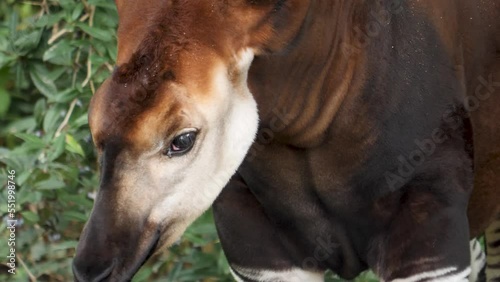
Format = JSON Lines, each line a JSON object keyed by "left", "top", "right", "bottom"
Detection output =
{"left": 247, "top": 0, "right": 372, "bottom": 148}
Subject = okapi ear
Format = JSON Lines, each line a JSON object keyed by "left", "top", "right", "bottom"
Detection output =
{"left": 236, "top": 0, "right": 311, "bottom": 53}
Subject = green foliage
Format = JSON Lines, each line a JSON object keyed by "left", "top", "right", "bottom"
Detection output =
{"left": 0, "top": 1, "right": 379, "bottom": 281}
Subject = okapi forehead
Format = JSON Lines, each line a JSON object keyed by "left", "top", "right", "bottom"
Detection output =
{"left": 93, "top": 1, "right": 225, "bottom": 143}
{"left": 115, "top": 1, "right": 199, "bottom": 89}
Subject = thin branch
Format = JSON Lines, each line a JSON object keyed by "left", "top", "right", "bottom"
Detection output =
{"left": 71, "top": 70, "right": 78, "bottom": 89}
{"left": 89, "top": 5, "right": 95, "bottom": 27}
{"left": 72, "top": 48, "right": 82, "bottom": 88}
{"left": 17, "top": 254, "right": 36, "bottom": 282}
{"left": 48, "top": 28, "right": 68, "bottom": 45}
{"left": 104, "top": 62, "right": 114, "bottom": 72}
{"left": 81, "top": 47, "right": 92, "bottom": 87}
{"left": 55, "top": 99, "right": 78, "bottom": 138}
{"left": 79, "top": 13, "right": 90, "bottom": 22}
{"left": 41, "top": 0, "right": 49, "bottom": 14}
{"left": 81, "top": 0, "right": 90, "bottom": 10}
{"left": 90, "top": 80, "right": 95, "bottom": 95}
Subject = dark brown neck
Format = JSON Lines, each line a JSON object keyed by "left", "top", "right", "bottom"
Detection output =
{"left": 248, "top": 0, "right": 373, "bottom": 147}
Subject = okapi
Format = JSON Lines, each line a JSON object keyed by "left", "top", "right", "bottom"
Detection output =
{"left": 72, "top": 0, "right": 500, "bottom": 281}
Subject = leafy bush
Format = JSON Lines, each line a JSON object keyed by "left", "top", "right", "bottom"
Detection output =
{"left": 0, "top": 1, "right": 380, "bottom": 281}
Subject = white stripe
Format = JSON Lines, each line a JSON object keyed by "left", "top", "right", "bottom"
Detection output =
{"left": 230, "top": 268, "right": 245, "bottom": 282}
{"left": 391, "top": 267, "right": 471, "bottom": 282}
{"left": 231, "top": 265, "right": 324, "bottom": 282}
{"left": 436, "top": 267, "right": 470, "bottom": 282}
{"left": 469, "top": 239, "right": 486, "bottom": 282}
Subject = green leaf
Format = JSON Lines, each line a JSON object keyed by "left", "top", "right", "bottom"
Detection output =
{"left": 59, "top": 194, "right": 93, "bottom": 208}
{"left": 72, "top": 113, "right": 89, "bottom": 129}
{"left": 30, "top": 241, "right": 48, "bottom": 261}
{"left": 52, "top": 240, "right": 78, "bottom": 251}
{"left": 33, "top": 98, "right": 47, "bottom": 122}
{"left": 0, "top": 52, "right": 16, "bottom": 68}
{"left": 48, "top": 134, "right": 66, "bottom": 162}
{"left": 87, "top": 0, "right": 118, "bottom": 10}
{"left": 34, "top": 177, "right": 66, "bottom": 190}
{"left": 29, "top": 67, "right": 58, "bottom": 98}
{"left": 43, "top": 106, "right": 62, "bottom": 134}
{"left": 132, "top": 267, "right": 153, "bottom": 282}
{"left": 14, "top": 132, "right": 45, "bottom": 147}
{"left": 34, "top": 13, "right": 66, "bottom": 28}
{"left": 65, "top": 134, "right": 85, "bottom": 156}
{"left": 19, "top": 3, "right": 34, "bottom": 19}
{"left": 61, "top": 210, "right": 88, "bottom": 222}
{"left": 0, "top": 86, "right": 10, "bottom": 116}
{"left": 13, "top": 30, "right": 42, "bottom": 53}
{"left": 17, "top": 170, "right": 33, "bottom": 186}
{"left": 71, "top": 3, "right": 85, "bottom": 21}
{"left": 76, "top": 23, "right": 113, "bottom": 41}
{"left": 106, "top": 43, "right": 117, "bottom": 61}
{"left": 8, "top": 12, "right": 18, "bottom": 39}
{"left": 43, "top": 40, "right": 74, "bottom": 66}
{"left": 47, "top": 66, "right": 67, "bottom": 81}
{"left": 50, "top": 88, "right": 77, "bottom": 104}
{"left": 22, "top": 211, "right": 40, "bottom": 223}
{"left": 58, "top": 0, "right": 76, "bottom": 10}
{"left": 17, "top": 188, "right": 42, "bottom": 205}
{"left": 2, "top": 117, "right": 37, "bottom": 134}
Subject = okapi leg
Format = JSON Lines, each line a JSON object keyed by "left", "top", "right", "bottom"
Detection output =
{"left": 368, "top": 179, "right": 472, "bottom": 282}
{"left": 485, "top": 213, "right": 500, "bottom": 282}
{"left": 469, "top": 238, "right": 486, "bottom": 282}
{"left": 213, "top": 174, "right": 324, "bottom": 282}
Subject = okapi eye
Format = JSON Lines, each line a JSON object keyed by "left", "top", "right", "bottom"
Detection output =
{"left": 165, "top": 131, "right": 197, "bottom": 157}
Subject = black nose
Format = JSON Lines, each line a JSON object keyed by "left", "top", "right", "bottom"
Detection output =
{"left": 72, "top": 257, "right": 115, "bottom": 282}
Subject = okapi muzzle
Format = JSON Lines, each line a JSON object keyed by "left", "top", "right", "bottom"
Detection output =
{"left": 73, "top": 141, "right": 161, "bottom": 281}
{"left": 72, "top": 191, "right": 161, "bottom": 282}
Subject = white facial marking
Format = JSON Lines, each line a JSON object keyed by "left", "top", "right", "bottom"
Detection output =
{"left": 142, "top": 49, "right": 259, "bottom": 247}
{"left": 230, "top": 265, "right": 324, "bottom": 282}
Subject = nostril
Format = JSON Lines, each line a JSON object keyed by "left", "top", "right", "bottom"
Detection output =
{"left": 72, "top": 258, "right": 115, "bottom": 282}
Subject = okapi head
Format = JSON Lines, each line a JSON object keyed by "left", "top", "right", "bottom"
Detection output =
{"left": 73, "top": 0, "right": 310, "bottom": 280}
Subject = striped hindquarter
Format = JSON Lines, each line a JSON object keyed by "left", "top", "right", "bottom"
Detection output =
{"left": 486, "top": 214, "right": 500, "bottom": 282}
{"left": 376, "top": 239, "right": 485, "bottom": 282}
{"left": 224, "top": 240, "right": 487, "bottom": 282}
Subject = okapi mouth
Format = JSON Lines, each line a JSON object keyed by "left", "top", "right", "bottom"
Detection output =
{"left": 73, "top": 261, "right": 114, "bottom": 282}
{"left": 73, "top": 230, "right": 161, "bottom": 282}
{"left": 139, "top": 232, "right": 161, "bottom": 269}
{"left": 117, "top": 230, "right": 161, "bottom": 282}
